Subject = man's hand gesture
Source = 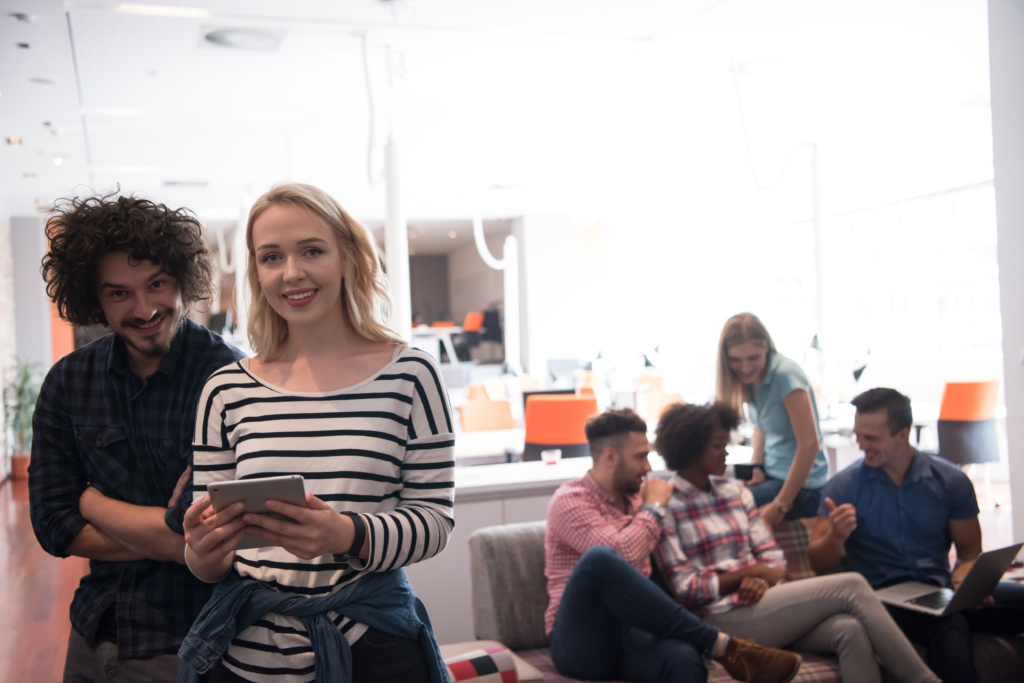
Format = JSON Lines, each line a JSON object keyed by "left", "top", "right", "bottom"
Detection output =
{"left": 825, "top": 497, "right": 857, "bottom": 542}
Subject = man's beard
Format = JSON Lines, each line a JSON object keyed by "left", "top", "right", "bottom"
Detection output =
{"left": 117, "top": 308, "right": 183, "bottom": 359}
{"left": 612, "top": 455, "right": 642, "bottom": 495}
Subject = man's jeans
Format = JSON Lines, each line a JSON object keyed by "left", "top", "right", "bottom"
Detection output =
{"left": 885, "top": 580, "right": 1024, "bottom": 683}
{"left": 549, "top": 546, "right": 718, "bottom": 683}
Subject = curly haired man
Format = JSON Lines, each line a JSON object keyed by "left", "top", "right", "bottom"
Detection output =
{"left": 28, "top": 191, "right": 244, "bottom": 683}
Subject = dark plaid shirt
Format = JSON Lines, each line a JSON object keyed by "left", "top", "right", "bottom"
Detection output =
{"left": 29, "top": 318, "right": 244, "bottom": 659}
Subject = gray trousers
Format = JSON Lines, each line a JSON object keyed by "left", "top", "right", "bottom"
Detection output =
{"left": 704, "top": 572, "right": 940, "bottom": 683}
{"left": 63, "top": 629, "right": 181, "bottom": 683}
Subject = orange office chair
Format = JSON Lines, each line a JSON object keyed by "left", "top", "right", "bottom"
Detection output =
{"left": 462, "top": 312, "right": 485, "bottom": 332}
{"left": 936, "top": 380, "right": 1001, "bottom": 505}
{"left": 459, "top": 399, "right": 517, "bottom": 432}
{"left": 466, "top": 384, "right": 490, "bottom": 402}
{"left": 645, "top": 392, "right": 684, "bottom": 421}
{"left": 522, "top": 394, "right": 599, "bottom": 461}
{"left": 431, "top": 320, "right": 456, "bottom": 327}
{"left": 580, "top": 386, "right": 596, "bottom": 397}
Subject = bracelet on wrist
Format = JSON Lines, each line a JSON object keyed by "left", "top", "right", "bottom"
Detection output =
{"left": 335, "top": 512, "right": 366, "bottom": 561}
{"left": 773, "top": 498, "right": 792, "bottom": 515}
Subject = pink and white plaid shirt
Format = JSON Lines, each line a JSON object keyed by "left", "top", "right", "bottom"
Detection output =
{"left": 656, "top": 474, "right": 786, "bottom": 616}
{"left": 544, "top": 472, "right": 662, "bottom": 635}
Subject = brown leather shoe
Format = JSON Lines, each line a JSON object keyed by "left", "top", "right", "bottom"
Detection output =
{"left": 713, "top": 636, "right": 802, "bottom": 683}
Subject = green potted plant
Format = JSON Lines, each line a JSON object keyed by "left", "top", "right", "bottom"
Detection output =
{"left": 3, "top": 358, "right": 41, "bottom": 480}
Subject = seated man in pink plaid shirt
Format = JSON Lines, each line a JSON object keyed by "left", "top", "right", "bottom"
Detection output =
{"left": 544, "top": 407, "right": 801, "bottom": 683}
{"left": 654, "top": 402, "right": 940, "bottom": 683}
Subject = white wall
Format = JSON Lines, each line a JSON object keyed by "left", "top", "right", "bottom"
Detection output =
{"left": 988, "top": 0, "right": 1024, "bottom": 542}
{"left": 0, "top": 208, "right": 14, "bottom": 480}
{"left": 11, "top": 216, "right": 52, "bottom": 372}
{"left": 515, "top": 215, "right": 609, "bottom": 380}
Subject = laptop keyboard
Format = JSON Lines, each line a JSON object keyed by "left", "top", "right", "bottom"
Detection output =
{"left": 907, "top": 588, "right": 955, "bottom": 611}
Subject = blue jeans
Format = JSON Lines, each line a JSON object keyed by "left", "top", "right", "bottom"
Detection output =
{"left": 748, "top": 477, "right": 822, "bottom": 519}
{"left": 886, "top": 580, "right": 1024, "bottom": 683}
{"left": 549, "top": 546, "right": 717, "bottom": 683}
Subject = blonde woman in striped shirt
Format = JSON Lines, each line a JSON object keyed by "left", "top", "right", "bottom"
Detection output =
{"left": 181, "top": 184, "right": 454, "bottom": 683}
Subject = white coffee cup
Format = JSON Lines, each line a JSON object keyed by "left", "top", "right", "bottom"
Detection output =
{"left": 541, "top": 448, "right": 562, "bottom": 465}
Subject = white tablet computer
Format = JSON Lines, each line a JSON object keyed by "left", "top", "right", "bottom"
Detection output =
{"left": 207, "top": 475, "right": 307, "bottom": 550}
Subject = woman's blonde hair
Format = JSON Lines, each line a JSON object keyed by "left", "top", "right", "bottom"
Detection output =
{"left": 245, "top": 183, "right": 404, "bottom": 358}
{"left": 715, "top": 312, "right": 777, "bottom": 413}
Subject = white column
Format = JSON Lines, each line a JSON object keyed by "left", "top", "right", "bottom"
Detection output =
{"left": 812, "top": 145, "right": 834, "bottom": 413}
{"left": 11, "top": 217, "right": 52, "bottom": 372}
{"left": 234, "top": 196, "right": 251, "bottom": 345}
{"left": 502, "top": 235, "right": 522, "bottom": 374}
{"left": 385, "top": 139, "right": 412, "bottom": 341}
{"left": 988, "top": 0, "right": 1024, "bottom": 545}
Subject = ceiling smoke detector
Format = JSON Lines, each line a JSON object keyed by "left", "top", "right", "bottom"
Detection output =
{"left": 202, "top": 27, "right": 285, "bottom": 51}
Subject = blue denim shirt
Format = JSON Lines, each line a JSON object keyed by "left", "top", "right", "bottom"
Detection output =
{"left": 818, "top": 450, "right": 980, "bottom": 588}
{"left": 177, "top": 568, "right": 449, "bottom": 683}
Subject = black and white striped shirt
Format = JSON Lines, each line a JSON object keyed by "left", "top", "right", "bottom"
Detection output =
{"left": 191, "top": 346, "right": 454, "bottom": 683}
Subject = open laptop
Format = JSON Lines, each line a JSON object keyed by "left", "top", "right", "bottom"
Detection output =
{"left": 875, "top": 543, "right": 1023, "bottom": 616}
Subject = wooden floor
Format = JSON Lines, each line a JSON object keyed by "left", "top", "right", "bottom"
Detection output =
{"left": 0, "top": 478, "right": 1015, "bottom": 683}
{"left": 0, "top": 478, "right": 89, "bottom": 683}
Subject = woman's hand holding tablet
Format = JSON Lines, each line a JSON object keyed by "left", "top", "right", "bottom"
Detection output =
{"left": 183, "top": 496, "right": 249, "bottom": 582}
{"left": 242, "top": 493, "right": 364, "bottom": 561}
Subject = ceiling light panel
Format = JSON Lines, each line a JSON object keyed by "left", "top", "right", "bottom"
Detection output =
{"left": 201, "top": 27, "right": 286, "bottom": 51}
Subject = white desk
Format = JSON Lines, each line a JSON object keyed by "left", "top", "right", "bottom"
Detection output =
{"left": 453, "top": 428, "right": 524, "bottom": 462}
{"left": 410, "top": 326, "right": 462, "bottom": 365}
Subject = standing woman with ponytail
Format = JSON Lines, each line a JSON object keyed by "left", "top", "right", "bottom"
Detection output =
{"left": 180, "top": 183, "right": 454, "bottom": 683}
{"left": 716, "top": 313, "right": 828, "bottom": 527}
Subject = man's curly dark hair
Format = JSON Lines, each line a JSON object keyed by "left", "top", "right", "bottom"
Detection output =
{"left": 42, "top": 191, "right": 215, "bottom": 326}
{"left": 655, "top": 402, "right": 741, "bottom": 471}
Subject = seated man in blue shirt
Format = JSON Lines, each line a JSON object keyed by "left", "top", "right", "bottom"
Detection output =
{"left": 29, "top": 192, "right": 244, "bottom": 682}
{"left": 807, "top": 387, "right": 1024, "bottom": 683}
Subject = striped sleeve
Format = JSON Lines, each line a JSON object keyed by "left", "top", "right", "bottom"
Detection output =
{"left": 191, "top": 364, "right": 245, "bottom": 499}
{"left": 361, "top": 350, "right": 455, "bottom": 572}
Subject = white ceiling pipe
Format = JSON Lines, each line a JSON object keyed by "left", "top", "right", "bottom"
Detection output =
{"left": 473, "top": 211, "right": 522, "bottom": 374}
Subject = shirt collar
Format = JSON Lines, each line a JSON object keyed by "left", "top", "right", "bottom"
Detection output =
{"left": 106, "top": 318, "right": 190, "bottom": 380}
{"left": 906, "top": 449, "right": 935, "bottom": 484}
{"left": 863, "top": 449, "right": 933, "bottom": 486}
{"left": 583, "top": 471, "right": 640, "bottom": 513}
{"left": 670, "top": 473, "right": 724, "bottom": 500}
{"left": 759, "top": 351, "right": 783, "bottom": 388}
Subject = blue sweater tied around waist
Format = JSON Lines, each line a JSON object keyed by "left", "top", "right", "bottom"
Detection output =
{"left": 176, "top": 568, "right": 449, "bottom": 683}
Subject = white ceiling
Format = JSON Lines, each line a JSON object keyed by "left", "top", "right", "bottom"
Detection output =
{"left": 0, "top": 0, "right": 995, "bottom": 238}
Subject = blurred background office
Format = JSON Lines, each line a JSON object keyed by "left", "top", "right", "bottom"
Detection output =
{"left": 2, "top": 0, "right": 1024, "bottom": 653}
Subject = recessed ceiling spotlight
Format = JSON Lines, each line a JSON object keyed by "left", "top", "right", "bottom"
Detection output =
{"left": 202, "top": 27, "right": 285, "bottom": 51}
{"left": 30, "top": 77, "right": 54, "bottom": 85}
{"left": 448, "top": 231, "right": 457, "bottom": 239}
{"left": 35, "top": 197, "right": 48, "bottom": 208}
{"left": 22, "top": 172, "right": 35, "bottom": 178}
{"left": 409, "top": 247, "right": 416, "bottom": 256}
{"left": 6, "top": 137, "right": 22, "bottom": 146}
{"left": 408, "top": 229, "right": 417, "bottom": 240}
{"left": 53, "top": 156, "right": 63, "bottom": 166}
{"left": 11, "top": 13, "right": 37, "bottom": 23}
{"left": 17, "top": 43, "right": 29, "bottom": 49}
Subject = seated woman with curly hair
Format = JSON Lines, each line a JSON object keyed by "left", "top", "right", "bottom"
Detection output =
{"left": 654, "top": 403, "right": 940, "bottom": 683}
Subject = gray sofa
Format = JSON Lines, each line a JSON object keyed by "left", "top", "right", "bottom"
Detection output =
{"left": 467, "top": 520, "right": 1024, "bottom": 683}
